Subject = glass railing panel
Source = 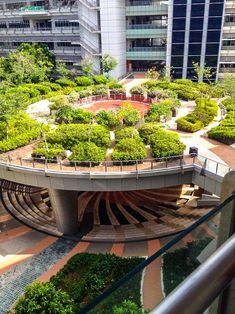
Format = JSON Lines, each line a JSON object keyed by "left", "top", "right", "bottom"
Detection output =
{"left": 77, "top": 197, "right": 234, "bottom": 314}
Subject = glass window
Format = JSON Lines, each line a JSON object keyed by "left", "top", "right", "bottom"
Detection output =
{"left": 191, "top": 4, "right": 205, "bottom": 17}
{"left": 172, "top": 31, "right": 185, "bottom": 43}
{"left": 173, "top": 18, "right": 186, "bottom": 30}
{"left": 189, "top": 31, "right": 203, "bottom": 42}
{"left": 190, "top": 18, "right": 204, "bottom": 30}
{"left": 188, "top": 43, "right": 202, "bottom": 55}
{"left": 173, "top": 5, "right": 187, "bottom": 17}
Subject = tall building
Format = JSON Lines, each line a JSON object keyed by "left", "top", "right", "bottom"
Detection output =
{"left": 0, "top": 0, "right": 233, "bottom": 80}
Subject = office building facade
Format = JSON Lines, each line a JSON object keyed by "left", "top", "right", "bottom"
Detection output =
{"left": 0, "top": 0, "right": 232, "bottom": 80}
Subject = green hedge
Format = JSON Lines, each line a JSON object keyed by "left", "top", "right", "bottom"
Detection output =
{"left": 138, "top": 123, "right": 163, "bottom": 145}
{"left": 96, "top": 110, "right": 121, "bottom": 129}
{"left": 176, "top": 99, "right": 218, "bottom": 132}
{"left": 55, "top": 78, "right": 76, "bottom": 87}
{"left": 115, "top": 127, "right": 141, "bottom": 142}
{"left": 112, "top": 138, "right": 147, "bottom": 161}
{"left": 55, "top": 106, "right": 93, "bottom": 124}
{"left": 32, "top": 143, "right": 66, "bottom": 160}
{"left": 92, "top": 75, "right": 108, "bottom": 85}
{"left": 46, "top": 124, "right": 111, "bottom": 149}
{"left": 150, "top": 130, "right": 186, "bottom": 158}
{"left": 75, "top": 76, "right": 93, "bottom": 86}
{"left": 0, "top": 113, "right": 41, "bottom": 152}
{"left": 69, "top": 142, "right": 106, "bottom": 163}
{"left": 145, "top": 101, "right": 172, "bottom": 122}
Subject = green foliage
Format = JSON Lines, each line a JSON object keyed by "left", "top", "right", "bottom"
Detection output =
{"left": 75, "top": 76, "right": 93, "bottom": 86}
{"left": 118, "top": 103, "right": 141, "bottom": 126}
{"left": 115, "top": 127, "right": 141, "bottom": 142}
{"left": 69, "top": 142, "right": 106, "bottom": 163}
{"left": 49, "top": 95, "right": 69, "bottom": 111}
{"left": 130, "top": 86, "right": 146, "bottom": 96}
{"left": 101, "top": 54, "right": 118, "bottom": 76}
{"left": 138, "top": 123, "right": 162, "bottom": 145}
{"left": 50, "top": 253, "right": 144, "bottom": 311}
{"left": 176, "top": 99, "right": 218, "bottom": 132}
{"left": 56, "top": 61, "right": 69, "bottom": 78}
{"left": 208, "top": 99, "right": 235, "bottom": 144}
{"left": 46, "top": 124, "right": 111, "bottom": 149}
{"left": 32, "top": 143, "right": 66, "bottom": 160}
{"left": 81, "top": 57, "right": 94, "bottom": 76}
{"left": 96, "top": 110, "right": 121, "bottom": 129}
{"left": 150, "top": 130, "right": 186, "bottom": 158}
{"left": 112, "top": 138, "right": 147, "bottom": 161}
{"left": 0, "top": 113, "right": 41, "bottom": 152}
{"left": 92, "top": 84, "right": 109, "bottom": 96}
{"left": 110, "top": 87, "right": 126, "bottom": 95}
{"left": 0, "top": 43, "right": 55, "bottom": 85}
{"left": 145, "top": 101, "right": 172, "bottom": 122}
{"left": 41, "top": 82, "right": 62, "bottom": 91}
{"left": 55, "top": 78, "right": 76, "bottom": 87}
{"left": 147, "top": 88, "right": 168, "bottom": 99}
{"left": 112, "top": 300, "right": 149, "bottom": 314}
{"left": 11, "top": 281, "right": 75, "bottom": 314}
{"left": 163, "top": 238, "right": 212, "bottom": 295}
{"left": 55, "top": 106, "right": 93, "bottom": 124}
{"left": 93, "top": 75, "right": 109, "bottom": 85}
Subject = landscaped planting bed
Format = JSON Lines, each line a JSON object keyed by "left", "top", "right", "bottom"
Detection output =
{"left": 162, "top": 237, "right": 212, "bottom": 295}
{"left": 176, "top": 98, "right": 218, "bottom": 132}
{"left": 11, "top": 253, "right": 144, "bottom": 313}
{"left": 208, "top": 98, "right": 235, "bottom": 144}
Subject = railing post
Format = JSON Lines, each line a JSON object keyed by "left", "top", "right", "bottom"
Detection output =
{"left": 32, "top": 159, "right": 35, "bottom": 168}
{"left": 166, "top": 157, "right": 168, "bottom": 168}
{"left": 60, "top": 161, "right": 63, "bottom": 170}
{"left": 136, "top": 160, "right": 138, "bottom": 172}
{"left": 121, "top": 161, "right": 123, "bottom": 172}
{"left": 89, "top": 162, "right": 92, "bottom": 171}
{"left": 45, "top": 159, "right": 48, "bottom": 169}
{"left": 151, "top": 160, "right": 153, "bottom": 170}
{"left": 105, "top": 162, "right": 107, "bottom": 172}
{"left": 20, "top": 157, "right": 22, "bottom": 166}
{"left": 216, "top": 162, "right": 219, "bottom": 175}
{"left": 74, "top": 162, "right": 77, "bottom": 171}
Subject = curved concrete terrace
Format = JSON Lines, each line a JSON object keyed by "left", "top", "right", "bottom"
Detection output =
{"left": 0, "top": 155, "right": 231, "bottom": 195}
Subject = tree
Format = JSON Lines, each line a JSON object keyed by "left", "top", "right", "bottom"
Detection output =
{"left": 192, "top": 61, "right": 214, "bottom": 83}
{"left": 0, "top": 97, "right": 19, "bottom": 140}
{"left": 101, "top": 54, "right": 118, "bottom": 77}
{"left": 56, "top": 61, "right": 69, "bottom": 78}
{"left": 81, "top": 57, "right": 94, "bottom": 76}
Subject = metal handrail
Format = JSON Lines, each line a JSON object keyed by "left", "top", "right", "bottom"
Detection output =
{"left": 0, "top": 154, "right": 232, "bottom": 176}
{"left": 151, "top": 233, "right": 235, "bottom": 314}
{"left": 76, "top": 195, "right": 235, "bottom": 314}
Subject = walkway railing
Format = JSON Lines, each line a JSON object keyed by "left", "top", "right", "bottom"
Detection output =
{"left": 75, "top": 194, "right": 235, "bottom": 313}
{"left": 0, "top": 154, "right": 232, "bottom": 177}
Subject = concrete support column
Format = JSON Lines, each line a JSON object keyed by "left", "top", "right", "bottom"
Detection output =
{"left": 48, "top": 189, "right": 79, "bottom": 235}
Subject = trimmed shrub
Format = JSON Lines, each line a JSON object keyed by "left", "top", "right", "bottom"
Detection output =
{"left": 56, "top": 78, "right": 76, "bottom": 87}
{"left": 69, "top": 142, "right": 106, "bottom": 163}
{"left": 49, "top": 95, "right": 69, "bottom": 111}
{"left": 115, "top": 127, "right": 140, "bottom": 143}
{"left": 112, "top": 138, "right": 147, "bottom": 161}
{"left": 176, "top": 99, "right": 218, "bottom": 132}
{"left": 41, "top": 81, "right": 62, "bottom": 91}
{"left": 118, "top": 103, "right": 141, "bottom": 126}
{"left": 108, "top": 81, "right": 123, "bottom": 89}
{"left": 92, "top": 75, "right": 108, "bottom": 85}
{"left": 32, "top": 143, "right": 66, "bottom": 160}
{"left": 10, "top": 281, "right": 75, "bottom": 314}
{"left": 130, "top": 85, "right": 146, "bottom": 96}
{"left": 138, "top": 123, "right": 163, "bottom": 144}
{"left": 46, "top": 124, "right": 111, "bottom": 149}
{"left": 79, "top": 88, "right": 93, "bottom": 98}
{"left": 147, "top": 88, "right": 168, "bottom": 99}
{"left": 96, "top": 110, "right": 121, "bottom": 129}
{"left": 150, "top": 130, "right": 186, "bottom": 158}
{"left": 75, "top": 76, "right": 93, "bottom": 86}
{"left": 145, "top": 101, "right": 172, "bottom": 122}
{"left": 92, "top": 84, "right": 109, "bottom": 96}
{"left": 55, "top": 106, "right": 93, "bottom": 124}
{"left": 109, "top": 87, "right": 126, "bottom": 95}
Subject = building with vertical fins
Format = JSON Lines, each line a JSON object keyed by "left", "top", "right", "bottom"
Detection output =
{"left": 0, "top": 0, "right": 232, "bottom": 80}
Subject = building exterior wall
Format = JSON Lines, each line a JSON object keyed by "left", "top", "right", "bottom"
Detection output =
{"left": 0, "top": 0, "right": 231, "bottom": 79}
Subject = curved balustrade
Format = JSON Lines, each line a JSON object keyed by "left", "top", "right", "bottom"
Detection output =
{"left": 0, "top": 155, "right": 232, "bottom": 177}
